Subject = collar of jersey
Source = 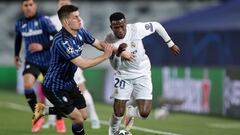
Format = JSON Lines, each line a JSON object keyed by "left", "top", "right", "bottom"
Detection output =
{"left": 25, "top": 11, "right": 40, "bottom": 20}
{"left": 61, "top": 27, "right": 74, "bottom": 38}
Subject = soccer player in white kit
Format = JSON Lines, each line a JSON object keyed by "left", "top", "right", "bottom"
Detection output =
{"left": 105, "top": 12, "right": 181, "bottom": 135}
{"left": 42, "top": 0, "right": 100, "bottom": 130}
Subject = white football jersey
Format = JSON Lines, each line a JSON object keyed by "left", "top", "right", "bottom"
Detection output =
{"left": 105, "top": 22, "right": 174, "bottom": 79}
{"left": 50, "top": 14, "right": 62, "bottom": 31}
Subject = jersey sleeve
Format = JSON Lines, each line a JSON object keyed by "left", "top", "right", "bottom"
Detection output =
{"left": 136, "top": 22, "right": 174, "bottom": 47}
{"left": 80, "top": 28, "right": 95, "bottom": 45}
{"left": 56, "top": 41, "right": 80, "bottom": 60}
{"left": 14, "top": 20, "right": 22, "bottom": 57}
{"left": 105, "top": 33, "right": 118, "bottom": 48}
{"left": 42, "top": 16, "right": 58, "bottom": 35}
{"left": 135, "top": 22, "right": 156, "bottom": 39}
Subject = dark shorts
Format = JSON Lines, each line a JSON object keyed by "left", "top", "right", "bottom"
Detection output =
{"left": 42, "top": 86, "right": 86, "bottom": 115}
{"left": 23, "top": 61, "right": 48, "bottom": 79}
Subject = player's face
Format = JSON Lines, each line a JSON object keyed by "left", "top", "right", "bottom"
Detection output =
{"left": 21, "top": 0, "right": 37, "bottom": 18}
{"left": 58, "top": 0, "right": 71, "bottom": 10}
{"left": 110, "top": 20, "right": 127, "bottom": 39}
{"left": 67, "top": 11, "right": 82, "bottom": 31}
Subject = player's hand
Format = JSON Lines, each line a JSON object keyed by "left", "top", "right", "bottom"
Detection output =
{"left": 170, "top": 45, "right": 181, "bottom": 55}
{"left": 120, "top": 51, "right": 136, "bottom": 61}
{"left": 28, "top": 43, "right": 43, "bottom": 53}
{"left": 14, "top": 56, "right": 22, "bottom": 69}
{"left": 103, "top": 44, "right": 113, "bottom": 58}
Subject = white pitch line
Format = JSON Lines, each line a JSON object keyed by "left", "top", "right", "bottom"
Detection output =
{"left": 207, "top": 123, "right": 240, "bottom": 129}
{"left": 0, "top": 102, "right": 182, "bottom": 135}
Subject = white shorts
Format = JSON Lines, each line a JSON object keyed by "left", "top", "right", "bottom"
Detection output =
{"left": 74, "top": 68, "right": 86, "bottom": 84}
{"left": 112, "top": 74, "right": 152, "bottom": 100}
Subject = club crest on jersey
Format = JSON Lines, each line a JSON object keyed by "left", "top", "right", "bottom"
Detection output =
{"left": 34, "top": 21, "right": 38, "bottom": 27}
{"left": 131, "top": 42, "right": 136, "bottom": 48}
{"left": 66, "top": 46, "right": 74, "bottom": 54}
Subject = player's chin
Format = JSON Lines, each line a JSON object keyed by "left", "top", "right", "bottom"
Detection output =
{"left": 117, "top": 34, "right": 125, "bottom": 39}
{"left": 73, "top": 27, "right": 80, "bottom": 31}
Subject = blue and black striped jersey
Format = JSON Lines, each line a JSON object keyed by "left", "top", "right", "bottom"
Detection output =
{"left": 43, "top": 27, "right": 95, "bottom": 91}
{"left": 15, "top": 12, "right": 57, "bottom": 67}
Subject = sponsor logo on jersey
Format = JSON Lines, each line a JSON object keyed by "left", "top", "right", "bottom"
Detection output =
{"left": 22, "top": 29, "right": 43, "bottom": 37}
{"left": 75, "top": 45, "right": 83, "bottom": 53}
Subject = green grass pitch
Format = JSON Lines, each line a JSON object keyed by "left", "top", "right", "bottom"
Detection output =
{"left": 0, "top": 90, "right": 240, "bottom": 135}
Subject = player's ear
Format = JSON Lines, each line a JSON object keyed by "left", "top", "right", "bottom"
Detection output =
{"left": 63, "top": 19, "right": 69, "bottom": 26}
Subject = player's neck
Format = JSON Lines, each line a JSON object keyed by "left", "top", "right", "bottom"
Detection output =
{"left": 63, "top": 26, "right": 77, "bottom": 37}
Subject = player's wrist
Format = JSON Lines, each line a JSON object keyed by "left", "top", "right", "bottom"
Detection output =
{"left": 166, "top": 40, "right": 174, "bottom": 48}
{"left": 15, "top": 56, "right": 19, "bottom": 60}
{"left": 102, "top": 53, "right": 109, "bottom": 59}
{"left": 116, "top": 43, "right": 128, "bottom": 57}
{"left": 116, "top": 49, "right": 126, "bottom": 57}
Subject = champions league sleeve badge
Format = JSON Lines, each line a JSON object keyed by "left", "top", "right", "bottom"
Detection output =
{"left": 66, "top": 46, "right": 74, "bottom": 54}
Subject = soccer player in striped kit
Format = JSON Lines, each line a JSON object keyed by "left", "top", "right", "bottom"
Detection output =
{"left": 41, "top": 0, "right": 100, "bottom": 130}
{"left": 32, "top": 5, "right": 114, "bottom": 135}
{"left": 14, "top": 0, "right": 58, "bottom": 132}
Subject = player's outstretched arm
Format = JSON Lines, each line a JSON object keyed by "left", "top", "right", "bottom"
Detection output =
{"left": 152, "top": 22, "right": 181, "bottom": 55}
{"left": 71, "top": 44, "right": 113, "bottom": 69}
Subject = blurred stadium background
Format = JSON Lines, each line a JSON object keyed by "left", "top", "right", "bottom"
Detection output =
{"left": 0, "top": 0, "right": 240, "bottom": 135}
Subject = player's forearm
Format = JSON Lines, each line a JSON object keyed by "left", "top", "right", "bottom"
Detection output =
{"left": 14, "top": 34, "right": 22, "bottom": 57}
{"left": 42, "top": 31, "right": 57, "bottom": 50}
{"left": 94, "top": 40, "right": 118, "bottom": 53}
{"left": 42, "top": 42, "right": 52, "bottom": 50}
{"left": 72, "top": 55, "right": 108, "bottom": 69}
{"left": 81, "top": 55, "right": 108, "bottom": 68}
{"left": 153, "top": 22, "right": 175, "bottom": 48}
{"left": 92, "top": 39, "right": 104, "bottom": 51}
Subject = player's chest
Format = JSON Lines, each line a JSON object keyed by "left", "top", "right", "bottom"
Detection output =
{"left": 67, "top": 37, "right": 84, "bottom": 53}
{"left": 20, "top": 20, "right": 43, "bottom": 37}
{"left": 116, "top": 39, "right": 143, "bottom": 55}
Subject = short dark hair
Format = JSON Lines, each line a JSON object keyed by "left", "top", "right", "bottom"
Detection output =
{"left": 57, "top": 5, "right": 78, "bottom": 22}
{"left": 109, "top": 12, "right": 125, "bottom": 23}
{"left": 21, "top": 0, "right": 35, "bottom": 3}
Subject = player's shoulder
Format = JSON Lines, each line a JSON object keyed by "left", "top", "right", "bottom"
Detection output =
{"left": 105, "top": 33, "right": 117, "bottom": 43}
{"left": 49, "top": 14, "right": 58, "bottom": 21}
{"left": 37, "top": 12, "right": 51, "bottom": 22}
{"left": 133, "top": 21, "right": 159, "bottom": 27}
{"left": 16, "top": 17, "right": 25, "bottom": 23}
{"left": 52, "top": 32, "right": 63, "bottom": 45}
{"left": 15, "top": 17, "right": 27, "bottom": 28}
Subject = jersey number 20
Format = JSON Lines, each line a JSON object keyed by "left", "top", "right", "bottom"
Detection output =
{"left": 114, "top": 78, "right": 126, "bottom": 89}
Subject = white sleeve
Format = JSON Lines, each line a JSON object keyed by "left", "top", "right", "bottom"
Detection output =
{"left": 136, "top": 22, "right": 175, "bottom": 48}
{"left": 74, "top": 68, "right": 86, "bottom": 84}
{"left": 50, "top": 15, "right": 62, "bottom": 31}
